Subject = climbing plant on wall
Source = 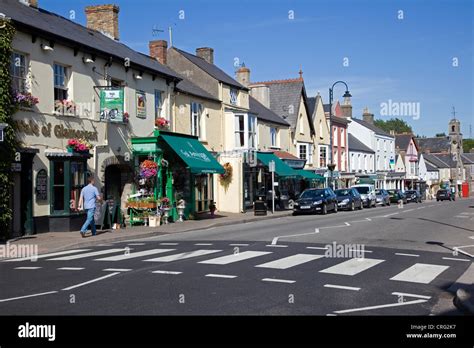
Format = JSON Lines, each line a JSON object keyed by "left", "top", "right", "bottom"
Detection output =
{"left": 0, "top": 19, "right": 18, "bottom": 240}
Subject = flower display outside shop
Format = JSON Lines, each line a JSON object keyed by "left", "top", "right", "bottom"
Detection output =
{"left": 139, "top": 160, "right": 158, "bottom": 179}
{"left": 160, "top": 197, "right": 170, "bottom": 207}
{"left": 155, "top": 117, "right": 170, "bottom": 130}
{"left": 67, "top": 138, "right": 92, "bottom": 153}
{"left": 12, "top": 91, "right": 39, "bottom": 109}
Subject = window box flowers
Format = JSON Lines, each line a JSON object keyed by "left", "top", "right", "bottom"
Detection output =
{"left": 67, "top": 138, "right": 92, "bottom": 153}
{"left": 13, "top": 91, "right": 39, "bottom": 109}
{"left": 155, "top": 117, "right": 170, "bottom": 130}
{"left": 139, "top": 160, "right": 158, "bottom": 179}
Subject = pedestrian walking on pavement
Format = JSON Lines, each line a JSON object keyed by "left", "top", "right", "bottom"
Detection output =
{"left": 78, "top": 175, "right": 101, "bottom": 237}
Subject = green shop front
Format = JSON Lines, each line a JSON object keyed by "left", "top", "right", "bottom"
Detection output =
{"left": 129, "top": 131, "right": 224, "bottom": 224}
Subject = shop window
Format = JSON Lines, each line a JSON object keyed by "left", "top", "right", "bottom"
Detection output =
{"left": 54, "top": 63, "right": 69, "bottom": 102}
{"left": 195, "top": 174, "right": 213, "bottom": 212}
{"left": 248, "top": 115, "right": 257, "bottom": 149}
{"left": 50, "top": 158, "right": 88, "bottom": 215}
{"left": 10, "top": 52, "right": 28, "bottom": 93}
{"left": 234, "top": 115, "right": 245, "bottom": 148}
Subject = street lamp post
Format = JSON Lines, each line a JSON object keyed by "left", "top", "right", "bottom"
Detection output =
{"left": 328, "top": 81, "right": 351, "bottom": 189}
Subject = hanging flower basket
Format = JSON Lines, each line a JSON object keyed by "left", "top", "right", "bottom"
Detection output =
{"left": 155, "top": 117, "right": 170, "bottom": 130}
{"left": 139, "top": 160, "right": 158, "bottom": 179}
{"left": 219, "top": 162, "right": 233, "bottom": 188}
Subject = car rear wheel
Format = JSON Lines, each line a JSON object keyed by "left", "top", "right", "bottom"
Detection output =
{"left": 350, "top": 202, "right": 355, "bottom": 211}
{"left": 334, "top": 203, "right": 338, "bottom": 213}
{"left": 322, "top": 204, "right": 327, "bottom": 215}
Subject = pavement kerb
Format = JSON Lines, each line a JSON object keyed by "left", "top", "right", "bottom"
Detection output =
{"left": 5, "top": 211, "right": 293, "bottom": 255}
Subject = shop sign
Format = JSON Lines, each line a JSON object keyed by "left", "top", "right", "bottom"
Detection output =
{"left": 136, "top": 91, "right": 147, "bottom": 118}
{"left": 180, "top": 149, "right": 211, "bottom": 163}
{"left": 14, "top": 120, "right": 98, "bottom": 142}
{"left": 35, "top": 169, "right": 48, "bottom": 201}
{"left": 132, "top": 143, "right": 156, "bottom": 152}
{"left": 100, "top": 88, "right": 124, "bottom": 122}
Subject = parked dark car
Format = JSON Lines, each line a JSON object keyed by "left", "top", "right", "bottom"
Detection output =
{"left": 405, "top": 190, "right": 422, "bottom": 203}
{"left": 293, "top": 188, "right": 338, "bottom": 215}
{"left": 436, "top": 189, "right": 455, "bottom": 201}
{"left": 387, "top": 189, "right": 407, "bottom": 204}
{"left": 375, "top": 189, "right": 391, "bottom": 206}
{"left": 334, "top": 188, "right": 363, "bottom": 211}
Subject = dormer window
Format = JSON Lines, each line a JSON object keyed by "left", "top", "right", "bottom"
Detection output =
{"left": 230, "top": 88, "right": 238, "bottom": 105}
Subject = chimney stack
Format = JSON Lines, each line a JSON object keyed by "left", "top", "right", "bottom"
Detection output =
{"left": 341, "top": 96, "right": 352, "bottom": 118}
{"left": 196, "top": 47, "right": 214, "bottom": 64}
{"left": 85, "top": 4, "right": 120, "bottom": 41}
{"left": 235, "top": 63, "right": 250, "bottom": 87}
{"left": 362, "top": 107, "right": 374, "bottom": 124}
{"left": 149, "top": 40, "right": 168, "bottom": 65}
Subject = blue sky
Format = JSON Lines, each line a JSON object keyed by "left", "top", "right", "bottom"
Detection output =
{"left": 42, "top": 0, "right": 473, "bottom": 137}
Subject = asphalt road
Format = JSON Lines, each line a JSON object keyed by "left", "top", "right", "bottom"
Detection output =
{"left": 1, "top": 198, "right": 473, "bottom": 315}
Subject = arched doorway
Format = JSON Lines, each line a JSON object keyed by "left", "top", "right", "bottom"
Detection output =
{"left": 104, "top": 164, "right": 134, "bottom": 203}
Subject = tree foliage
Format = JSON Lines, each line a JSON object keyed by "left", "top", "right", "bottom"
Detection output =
{"left": 374, "top": 118, "right": 413, "bottom": 134}
{"left": 463, "top": 139, "right": 474, "bottom": 153}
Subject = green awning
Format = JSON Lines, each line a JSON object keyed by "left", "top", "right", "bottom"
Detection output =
{"left": 257, "top": 152, "right": 299, "bottom": 178}
{"left": 296, "top": 169, "right": 325, "bottom": 181}
{"left": 160, "top": 134, "right": 224, "bottom": 174}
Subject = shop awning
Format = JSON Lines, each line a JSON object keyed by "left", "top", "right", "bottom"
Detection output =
{"left": 160, "top": 133, "right": 224, "bottom": 174}
{"left": 257, "top": 152, "right": 299, "bottom": 178}
{"left": 296, "top": 169, "right": 325, "bottom": 181}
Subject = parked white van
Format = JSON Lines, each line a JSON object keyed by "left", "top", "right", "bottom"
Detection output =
{"left": 351, "top": 184, "right": 376, "bottom": 208}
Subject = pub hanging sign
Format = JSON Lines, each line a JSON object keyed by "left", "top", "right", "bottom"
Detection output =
{"left": 35, "top": 169, "right": 48, "bottom": 201}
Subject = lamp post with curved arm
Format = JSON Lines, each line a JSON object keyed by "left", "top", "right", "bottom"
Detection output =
{"left": 328, "top": 81, "right": 351, "bottom": 189}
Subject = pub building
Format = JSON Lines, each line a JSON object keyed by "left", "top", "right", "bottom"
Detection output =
{"left": 5, "top": 0, "right": 181, "bottom": 235}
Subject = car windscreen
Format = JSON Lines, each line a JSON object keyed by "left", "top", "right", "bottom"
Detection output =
{"left": 354, "top": 187, "right": 369, "bottom": 194}
{"left": 387, "top": 190, "right": 397, "bottom": 195}
{"left": 375, "top": 190, "right": 384, "bottom": 195}
{"left": 300, "top": 190, "right": 325, "bottom": 199}
{"left": 335, "top": 189, "right": 351, "bottom": 196}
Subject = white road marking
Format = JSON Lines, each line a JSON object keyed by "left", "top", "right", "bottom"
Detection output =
{"left": 199, "top": 251, "right": 271, "bottom": 265}
{"left": 61, "top": 272, "right": 120, "bottom": 291}
{"left": 324, "top": 284, "right": 360, "bottom": 291}
{"left": 326, "top": 314, "right": 337, "bottom": 316}
{"left": 334, "top": 299, "right": 428, "bottom": 314}
{"left": 319, "top": 258, "right": 385, "bottom": 276}
{"left": 205, "top": 274, "right": 237, "bottom": 279}
{"left": 417, "top": 206, "right": 426, "bottom": 209}
{"left": 14, "top": 266, "right": 41, "bottom": 270}
{"left": 271, "top": 237, "right": 279, "bottom": 245}
{"left": 103, "top": 268, "right": 132, "bottom": 272}
{"left": 403, "top": 209, "right": 414, "bottom": 212}
{"left": 144, "top": 249, "right": 222, "bottom": 262}
{"left": 266, "top": 244, "right": 288, "bottom": 248}
{"left": 4, "top": 249, "right": 91, "bottom": 262}
{"left": 315, "top": 228, "right": 320, "bottom": 233}
{"left": 256, "top": 254, "right": 324, "bottom": 269}
{"left": 383, "top": 213, "right": 399, "bottom": 217}
{"left": 469, "top": 236, "right": 474, "bottom": 240}
{"left": 395, "top": 253, "right": 420, "bottom": 257}
{"left": 390, "top": 263, "right": 449, "bottom": 284}
{"left": 262, "top": 278, "right": 295, "bottom": 284}
{"left": 229, "top": 243, "right": 249, "bottom": 246}
{"left": 345, "top": 222, "right": 350, "bottom": 226}
{"left": 391, "top": 292, "right": 431, "bottom": 300}
{"left": 94, "top": 249, "right": 174, "bottom": 261}
{"left": 455, "top": 215, "right": 469, "bottom": 218}
{"left": 0, "top": 291, "right": 58, "bottom": 303}
{"left": 159, "top": 243, "right": 179, "bottom": 245}
{"left": 442, "top": 257, "right": 470, "bottom": 262}
{"left": 151, "top": 270, "right": 182, "bottom": 275}
{"left": 49, "top": 249, "right": 126, "bottom": 261}
{"left": 365, "top": 218, "right": 372, "bottom": 221}
{"left": 306, "top": 246, "right": 328, "bottom": 250}
{"left": 195, "top": 243, "right": 213, "bottom": 246}
{"left": 348, "top": 249, "right": 372, "bottom": 253}
{"left": 57, "top": 267, "right": 84, "bottom": 271}
{"left": 128, "top": 243, "right": 145, "bottom": 246}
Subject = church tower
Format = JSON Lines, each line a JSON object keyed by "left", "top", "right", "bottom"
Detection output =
{"left": 449, "top": 116, "right": 463, "bottom": 155}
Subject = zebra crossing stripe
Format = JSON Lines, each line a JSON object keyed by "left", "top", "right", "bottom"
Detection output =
{"left": 319, "top": 258, "right": 385, "bottom": 276}
{"left": 198, "top": 251, "right": 271, "bottom": 265}
{"left": 144, "top": 249, "right": 222, "bottom": 262}
{"left": 4, "top": 249, "right": 91, "bottom": 262}
{"left": 390, "top": 263, "right": 449, "bottom": 284}
{"left": 94, "top": 249, "right": 175, "bottom": 261}
{"left": 48, "top": 249, "right": 126, "bottom": 261}
{"left": 256, "top": 254, "right": 323, "bottom": 269}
